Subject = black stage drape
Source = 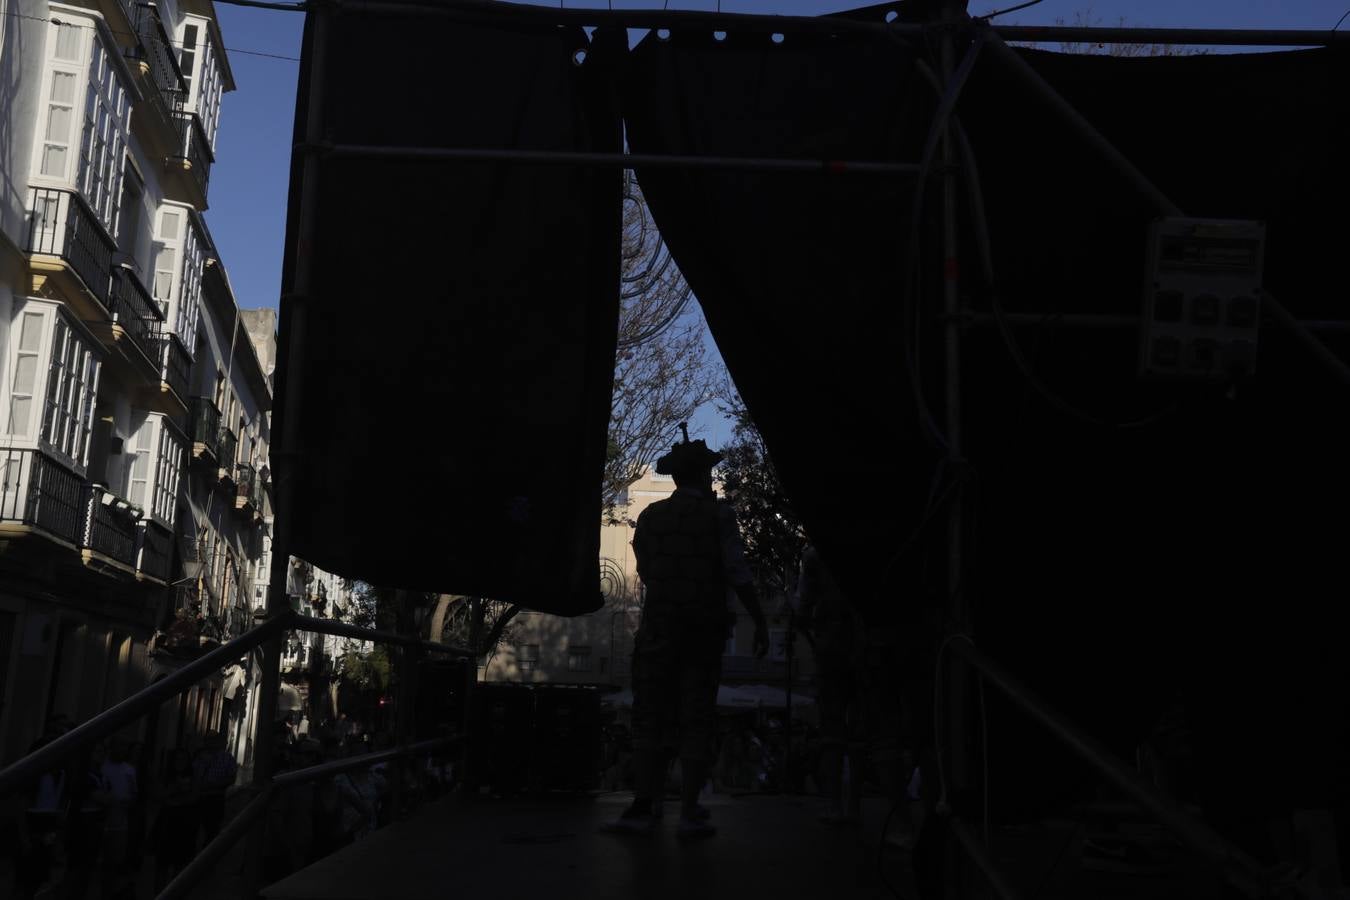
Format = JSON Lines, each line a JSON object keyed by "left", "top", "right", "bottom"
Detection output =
{"left": 273, "top": 7, "right": 622, "bottom": 615}
{"left": 277, "top": 0, "right": 1348, "bottom": 831}
{"left": 622, "top": 6, "right": 1349, "bottom": 823}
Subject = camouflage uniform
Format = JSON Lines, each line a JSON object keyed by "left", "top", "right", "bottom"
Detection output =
{"left": 631, "top": 489, "right": 747, "bottom": 764}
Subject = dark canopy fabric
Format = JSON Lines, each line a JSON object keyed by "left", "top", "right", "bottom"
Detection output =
{"left": 274, "top": 8, "right": 622, "bottom": 615}
{"left": 276, "top": 0, "right": 1349, "bottom": 826}
{"left": 622, "top": 10, "right": 1349, "bottom": 819}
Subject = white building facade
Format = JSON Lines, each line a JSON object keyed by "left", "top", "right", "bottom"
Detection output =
{"left": 0, "top": 0, "right": 236, "bottom": 773}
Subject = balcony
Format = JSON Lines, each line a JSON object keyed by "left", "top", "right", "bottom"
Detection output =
{"left": 80, "top": 485, "right": 140, "bottom": 569}
{"left": 234, "top": 462, "right": 261, "bottom": 515}
{"left": 172, "top": 112, "right": 214, "bottom": 203}
{"left": 0, "top": 449, "right": 85, "bottom": 546}
{"left": 129, "top": 2, "right": 185, "bottom": 137}
{"left": 156, "top": 333, "right": 192, "bottom": 406}
{"left": 135, "top": 519, "right": 173, "bottom": 583}
{"left": 26, "top": 188, "right": 115, "bottom": 308}
{"left": 189, "top": 397, "right": 222, "bottom": 462}
{"left": 108, "top": 266, "right": 164, "bottom": 369}
{"left": 216, "top": 428, "right": 238, "bottom": 479}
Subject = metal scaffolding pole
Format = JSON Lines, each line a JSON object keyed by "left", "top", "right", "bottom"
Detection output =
{"left": 333, "top": 0, "right": 1350, "bottom": 48}
{"left": 938, "top": 6, "right": 978, "bottom": 899}
{"left": 315, "top": 143, "right": 925, "bottom": 175}
{"left": 241, "top": 1, "right": 331, "bottom": 896}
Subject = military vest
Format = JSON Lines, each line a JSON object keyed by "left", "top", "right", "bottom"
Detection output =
{"left": 636, "top": 492, "right": 728, "bottom": 629}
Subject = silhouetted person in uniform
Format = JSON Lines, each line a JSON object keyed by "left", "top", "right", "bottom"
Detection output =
{"left": 603, "top": 425, "right": 768, "bottom": 839}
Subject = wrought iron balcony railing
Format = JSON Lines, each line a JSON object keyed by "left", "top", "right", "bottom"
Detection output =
{"left": 136, "top": 519, "right": 173, "bottom": 582}
{"left": 235, "top": 462, "right": 261, "bottom": 512}
{"left": 174, "top": 111, "right": 214, "bottom": 200}
{"left": 216, "top": 428, "right": 238, "bottom": 475}
{"left": 250, "top": 466, "right": 264, "bottom": 512}
{"left": 27, "top": 189, "right": 115, "bottom": 307}
{"left": 81, "top": 485, "right": 140, "bottom": 567}
{"left": 130, "top": 2, "right": 186, "bottom": 127}
{"left": 158, "top": 333, "right": 191, "bottom": 403}
{"left": 172, "top": 581, "right": 202, "bottom": 615}
{"left": 109, "top": 266, "right": 164, "bottom": 366}
{"left": 0, "top": 449, "right": 85, "bottom": 546}
{"left": 189, "top": 397, "right": 222, "bottom": 457}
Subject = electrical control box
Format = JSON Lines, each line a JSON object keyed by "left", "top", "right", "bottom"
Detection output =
{"left": 1139, "top": 218, "right": 1265, "bottom": 381}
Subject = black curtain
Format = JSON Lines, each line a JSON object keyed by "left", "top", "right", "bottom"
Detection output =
{"left": 274, "top": 6, "right": 623, "bottom": 616}
{"left": 622, "top": 3, "right": 1349, "bottom": 824}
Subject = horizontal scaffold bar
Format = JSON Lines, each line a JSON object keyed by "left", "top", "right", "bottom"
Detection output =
{"left": 331, "top": 1, "right": 1350, "bottom": 47}
{"left": 312, "top": 142, "right": 926, "bottom": 175}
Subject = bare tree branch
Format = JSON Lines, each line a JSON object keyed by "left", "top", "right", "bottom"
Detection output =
{"left": 603, "top": 175, "right": 721, "bottom": 521}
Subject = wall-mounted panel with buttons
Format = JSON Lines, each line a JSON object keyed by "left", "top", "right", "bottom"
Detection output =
{"left": 1139, "top": 218, "right": 1265, "bottom": 381}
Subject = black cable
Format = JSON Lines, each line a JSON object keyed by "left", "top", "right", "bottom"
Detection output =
{"left": 1334, "top": 9, "right": 1350, "bottom": 31}
{"left": 6, "top": 8, "right": 303, "bottom": 60}
{"left": 213, "top": 0, "right": 306, "bottom": 9}
{"left": 979, "top": 0, "right": 1043, "bottom": 22}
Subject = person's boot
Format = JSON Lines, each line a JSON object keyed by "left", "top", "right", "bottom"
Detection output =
{"left": 677, "top": 758, "right": 716, "bottom": 840}
{"left": 600, "top": 797, "right": 657, "bottom": 836}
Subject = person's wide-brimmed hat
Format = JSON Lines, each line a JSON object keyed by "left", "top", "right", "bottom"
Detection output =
{"left": 655, "top": 424, "right": 723, "bottom": 475}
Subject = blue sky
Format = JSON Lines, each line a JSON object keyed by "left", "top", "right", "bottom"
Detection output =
{"left": 207, "top": 0, "right": 1349, "bottom": 447}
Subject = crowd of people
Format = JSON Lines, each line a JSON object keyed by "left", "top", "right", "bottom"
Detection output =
{"left": 258, "top": 716, "right": 455, "bottom": 885}
{"left": 14, "top": 717, "right": 239, "bottom": 900}
{"left": 11, "top": 709, "right": 457, "bottom": 899}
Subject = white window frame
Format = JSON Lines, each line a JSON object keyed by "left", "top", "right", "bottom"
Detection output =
{"left": 153, "top": 205, "right": 203, "bottom": 350}
{"left": 178, "top": 17, "right": 224, "bottom": 150}
{"left": 122, "top": 413, "right": 185, "bottom": 527}
{"left": 77, "top": 30, "right": 131, "bottom": 235}
{"left": 4, "top": 311, "right": 49, "bottom": 441}
{"left": 517, "top": 644, "right": 539, "bottom": 673}
{"left": 125, "top": 411, "right": 152, "bottom": 507}
{"left": 31, "top": 15, "right": 133, "bottom": 238}
{"left": 31, "top": 19, "right": 87, "bottom": 185}
{"left": 37, "top": 310, "right": 101, "bottom": 472}
{"left": 153, "top": 420, "right": 185, "bottom": 528}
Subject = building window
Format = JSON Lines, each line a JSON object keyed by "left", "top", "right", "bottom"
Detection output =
{"left": 6, "top": 312, "right": 46, "bottom": 438}
{"left": 598, "top": 656, "right": 608, "bottom": 675}
{"left": 77, "top": 34, "right": 130, "bottom": 234}
{"left": 178, "top": 18, "right": 223, "bottom": 148}
{"left": 37, "top": 21, "right": 136, "bottom": 236}
{"left": 126, "top": 414, "right": 185, "bottom": 525}
{"left": 126, "top": 415, "right": 152, "bottom": 505}
{"left": 153, "top": 207, "right": 203, "bottom": 348}
{"left": 36, "top": 21, "right": 85, "bottom": 181}
{"left": 39, "top": 70, "right": 78, "bottom": 179}
{"left": 568, "top": 646, "right": 592, "bottom": 673}
{"left": 651, "top": 472, "right": 673, "bottom": 482}
{"left": 152, "top": 210, "right": 179, "bottom": 303}
{"left": 517, "top": 644, "right": 539, "bottom": 673}
{"left": 153, "top": 421, "right": 185, "bottom": 526}
{"left": 40, "top": 317, "right": 99, "bottom": 469}
{"left": 178, "top": 23, "right": 199, "bottom": 100}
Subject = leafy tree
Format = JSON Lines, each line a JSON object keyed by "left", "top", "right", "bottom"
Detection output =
{"left": 1016, "top": 7, "right": 1208, "bottom": 57}
{"left": 715, "top": 388, "right": 807, "bottom": 597}
{"left": 604, "top": 175, "right": 720, "bottom": 521}
{"left": 339, "top": 644, "right": 392, "bottom": 692}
